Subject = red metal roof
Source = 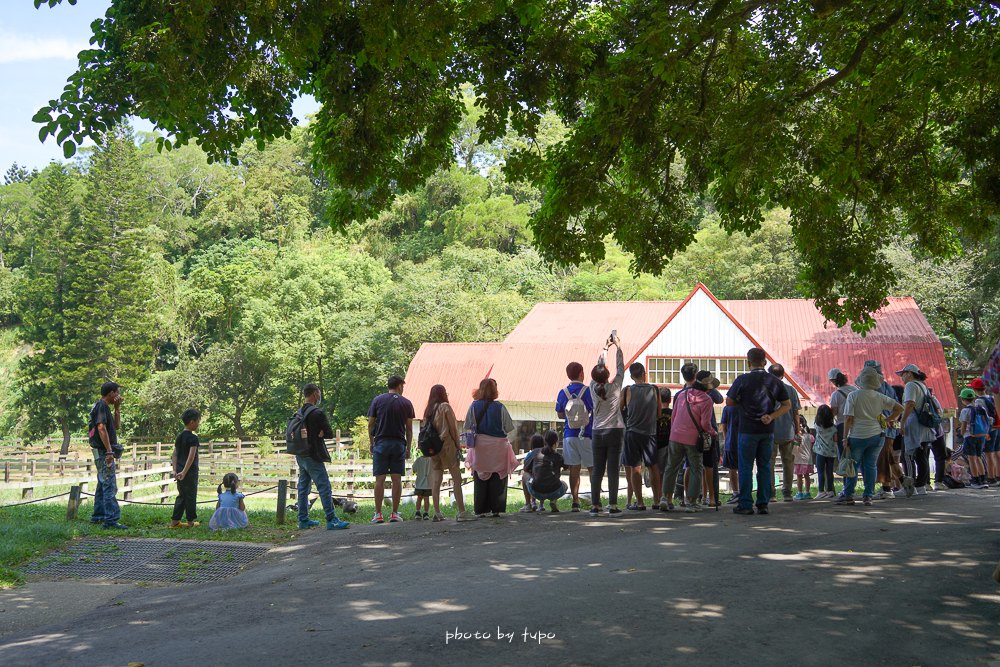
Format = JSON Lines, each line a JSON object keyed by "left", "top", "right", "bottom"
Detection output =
{"left": 402, "top": 289, "right": 956, "bottom": 416}
{"left": 402, "top": 343, "right": 502, "bottom": 419}
{"left": 722, "top": 297, "right": 956, "bottom": 408}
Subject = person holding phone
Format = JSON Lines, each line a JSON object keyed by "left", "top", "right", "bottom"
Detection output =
{"left": 88, "top": 381, "right": 127, "bottom": 529}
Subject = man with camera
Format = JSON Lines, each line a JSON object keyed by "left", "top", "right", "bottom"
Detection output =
{"left": 88, "top": 381, "right": 127, "bottom": 529}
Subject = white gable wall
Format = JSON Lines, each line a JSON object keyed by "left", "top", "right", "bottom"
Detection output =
{"left": 624, "top": 289, "right": 762, "bottom": 387}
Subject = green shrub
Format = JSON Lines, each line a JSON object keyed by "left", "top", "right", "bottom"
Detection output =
{"left": 351, "top": 415, "right": 371, "bottom": 458}
{"left": 255, "top": 436, "right": 274, "bottom": 458}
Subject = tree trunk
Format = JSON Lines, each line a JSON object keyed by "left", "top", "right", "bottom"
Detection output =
{"left": 317, "top": 356, "right": 323, "bottom": 401}
{"left": 59, "top": 408, "right": 71, "bottom": 458}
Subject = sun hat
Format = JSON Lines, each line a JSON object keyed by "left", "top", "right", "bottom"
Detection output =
{"left": 968, "top": 378, "right": 986, "bottom": 390}
{"left": 895, "top": 363, "right": 922, "bottom": 377}
{"left": 960, "top": 388, "right": 976, "bottom": 400}
{"left": 855, "top": 366, "right": 884, "bottom": 391}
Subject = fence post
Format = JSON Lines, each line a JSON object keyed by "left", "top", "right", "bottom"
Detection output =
{"left": 66, "top": 485, "right": 81, "bottom": 520}
{"left": 347, "top": 450, "right": 355, "bottom": 499}
{"left": 236, "top": 440, "right": 242, "bottom": 456}
{"left": 208, "top": 441, "right": 214, "bottom": 456}
{"left": 123, "top": 466, "right": 132, "bottom": 501}
{"left": 276, "top": 479, "right": 287, "bottom": 524}
{"left": 132, "top": 442, "right": 137, "bottom": 460}
{"left": 156, "top": 442, "right": 162, "bottom": 458}
{"left": 4, "top": 461, "right": 8, "bottom": 483}
{"left": 336, "top": 429, "right": 341, "bottom": 455}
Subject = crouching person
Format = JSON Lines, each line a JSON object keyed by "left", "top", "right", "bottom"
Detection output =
{"left": 525, "top": 431, "right": 569, "bottom": 513}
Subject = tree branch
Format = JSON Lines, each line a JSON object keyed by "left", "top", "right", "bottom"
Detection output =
{"left": 796, "top": 7, "right": 905, "bottom": 102}
{"left": 811, "top": 0, "right": 858, "bottom": 19}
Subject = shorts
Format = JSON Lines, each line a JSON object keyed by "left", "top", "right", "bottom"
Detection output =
{"left": 431, "top": 436, "right": 461, "bottom": 472}
{"left": 656, "top": 446, "right": 669, "bottom": 472}
{"left": 985, "top": 431, "right": 1000, "bottom": 454}
{"left": 722, "top": 448, "right": 739, "bottom": 470}
{"left": 372, "top": 439, "right": 406, "bottom": 477}
{"left": 702, "top": 439, "right": 720, "bottom": 469}
{"left": 563, "top": 436, "right": 594, "bottom": 467}
{"left": 527, "top": 480, "right": 568, "bottom": 501}
{"left": 623, "top": 432, "right": 658, "bottom": 467}
{"left": 964, "top": 436, "right": 986, "bottom": 458}
{"left": 414, "top": 488, "right": 431, "bottom": 497}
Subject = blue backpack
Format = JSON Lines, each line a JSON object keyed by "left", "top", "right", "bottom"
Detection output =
{"left": 967, "top": 403, "right": 990, "bottom": 438}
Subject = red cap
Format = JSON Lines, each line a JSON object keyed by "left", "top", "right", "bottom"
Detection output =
{"left": 968, "top": 378, "right": 986, "bottom": 390}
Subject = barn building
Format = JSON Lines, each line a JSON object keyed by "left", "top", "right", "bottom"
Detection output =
{"left": 403, "top": 284, "right": 956, "bottom": 446}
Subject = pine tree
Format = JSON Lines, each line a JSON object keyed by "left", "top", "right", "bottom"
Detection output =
{"left": 17, "top": 163, "right": 92, "bottom": 453}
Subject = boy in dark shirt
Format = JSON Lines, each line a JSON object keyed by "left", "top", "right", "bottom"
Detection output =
{"left": 170, "top": 408, "right": 201, "bottom": 528}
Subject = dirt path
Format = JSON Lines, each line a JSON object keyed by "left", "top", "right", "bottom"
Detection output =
{"left": 1, "top": 489, "right": 998, "bottom": 666}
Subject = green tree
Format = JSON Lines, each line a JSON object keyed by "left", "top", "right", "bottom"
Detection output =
{"left": 16, "top": 163, "right": 89, "bottom": 453}
{"left": 34, "top": 0, "right": 1000, "bottom": 330}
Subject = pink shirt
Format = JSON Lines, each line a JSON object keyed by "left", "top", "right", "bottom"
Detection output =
{"left": 670, "top": 387, "right": 718, "bottom": 446}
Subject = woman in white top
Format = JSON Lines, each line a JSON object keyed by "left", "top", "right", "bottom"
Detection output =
{"left": 589, "top": 334, "right": 625, "bottom": 517}
{"left": 841, "top": 366, "right": 903, "bottom": 506}
{"left": 896, "top": 364, "right": 937, "bottom": 494}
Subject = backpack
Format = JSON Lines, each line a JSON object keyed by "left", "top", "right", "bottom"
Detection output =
{"left": 966, "top": 403, "right": 991, "bottom": 438}
{"left": 285, "top": 404, "right": 317, "bottom": 456}
{"left": 87, "top": 401, "right": 123, "bottom": 457}
{"left": 417, "top": 416, "right": 444, "bottom": 457}
{"left": 561, "top": 386, "right": 590, "bottom": 430}
{"left": 981, "top": 396, "right": 999, "bottom": 430}
{"left": 914, "top": 383, "right": 943, "bottom": 429}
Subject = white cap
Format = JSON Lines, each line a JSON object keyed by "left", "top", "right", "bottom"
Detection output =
{"left": 828, "top": 368, "right": 843, "bottom": 380}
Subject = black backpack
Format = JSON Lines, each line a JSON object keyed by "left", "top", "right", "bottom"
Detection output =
{"left": 915, "top": 383, "right": 943, "bottom": 429}
{"left": 285, "top": 404, "right": 317, "bottom": 456}
{"left": 418, "top": 419, "right": 444, "bottom": 457}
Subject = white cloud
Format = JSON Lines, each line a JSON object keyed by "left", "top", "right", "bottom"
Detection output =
{"left": 0, "top": 32, "right": 88, "bottom": 64}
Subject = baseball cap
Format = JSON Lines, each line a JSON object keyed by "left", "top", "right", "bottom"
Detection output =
{"left": 895, "top": 363, "right": 922, "bottom": 377}
{"left": 960, "top": 388, "right": 976, "bottom": 400}
{"left": 827, "top": 368, "right": 843, "bottom": 380}
{"left": 968, "top": 378, "right": 986, "bottom": 390}
{"left": 863, "top": 360, "right": 884, "bottom": 374}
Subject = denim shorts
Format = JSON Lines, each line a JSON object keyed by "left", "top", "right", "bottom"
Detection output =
{"left": 964, "top": 436, "right": 986, "bottom": 458}
{"left": 373, "top": 439, "right": 406, "bottom": 476}
{"left": 527, "top": 480, "right": 568, "bottom": 501}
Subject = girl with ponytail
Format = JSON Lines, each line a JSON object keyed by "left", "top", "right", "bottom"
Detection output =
{"left": 209, "top": 473, "right": 249, "bottom": 530}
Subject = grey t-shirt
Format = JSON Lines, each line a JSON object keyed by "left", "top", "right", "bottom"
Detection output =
{"left": 772, "top": 381, "right": 801, "bottom": 440}
{"left": 830, "top": 385, "right": 857, "bottom": 425}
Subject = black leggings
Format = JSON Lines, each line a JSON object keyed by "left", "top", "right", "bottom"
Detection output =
{"left": 592, "top": 428, "right": 624, "bottom": 507}
{"left": 816, "top": 455, "right": 836, "bottom": 492}
{"left": 930, "top": 437, "right": 948, "bottom": 483}
{"left": 904, "top": 444, "right": 930, "bottom": 488}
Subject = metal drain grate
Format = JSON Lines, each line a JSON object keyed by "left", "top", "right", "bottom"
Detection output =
{"left": 24, "top": 539, "right": 270, "bottom": 584}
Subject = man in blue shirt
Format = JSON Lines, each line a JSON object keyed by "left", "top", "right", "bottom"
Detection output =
{"left": 726, "top": 348, "right": 791, "bottom": 516}
{"left": 367, "top": 375, "right": 415, "bottom": 524}
{"left": 556, "top": 362, "right": 595, "bottom": 512}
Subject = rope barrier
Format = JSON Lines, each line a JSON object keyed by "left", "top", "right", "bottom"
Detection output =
{"left": 0, "top": 492, "right": 72, "bottom": 508}
{"left": 80, "top": 485, "right": 280, "bottom": 506}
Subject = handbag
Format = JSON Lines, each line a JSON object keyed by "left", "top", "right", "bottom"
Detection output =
{"left": 836, "top": 445, "right": 855, "bottom": 477}
{"left": 462, "top": 401, "right": 489, "bottom": 449}
{"left": 682, "top": 389, "right": 713, "bottom": 454}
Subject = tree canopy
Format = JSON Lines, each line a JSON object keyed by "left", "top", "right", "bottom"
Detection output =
{"left": 32, "top": 0, "right": 1000, "bottom": 330}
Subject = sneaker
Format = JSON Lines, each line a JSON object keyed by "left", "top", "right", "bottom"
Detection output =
{"left": 607, "top": 507, "right": 623, "bottom": 518}
{"left": 691, "top": 503, "right": 703, "bottom": 512}
{"left": 893, "top": 488, "right": 909, "bottom": 498}
{"left": 862, "top": 497, "right": 872, "bottom": 506}
{"left": 874, "top": 490, "right": 886, "bottom": 500}
{"left": 793, "top": 492, "right": 808, "bottom": 500}
{"left": 925, "top": 484, "right": 937, "bottom": 492}
{"left": 782, "top": 493, "right": 794, "bottom": 502}
{"left": 298, "top": 519, "right": 320, "bottom": 529}
{"left": 326, "top": 518, "right": 350, "bottom": 530}
{"left": 103, "top": 523, "right": 128, "bottom": 530}
{"left": 634, "top": 505, "right": 647, "bottom": 511}
{"left": 372, "top": 513, "right": 385, "bottom": 524}
{"left": 589, "top": 507, "right": 601, "bottom": 517}
{"left": 659, "top": 498, "right": 670, "bottom": 512}
{"left": 519, "top": 505, "right": 535, "bottom": 513}
{"left": 914, "top": 487, "right": 927, "bottom": 496}
{"left": 433, "top": 511, "right": 445, "bottom": 522}
{"left": 725, "top": 495, "right": 740, "bottom": 505}
{"left": 702, "top": 497, "right": 711, "bottom": 507}
{"left": 571, "top": 503, "right": 581, "bottom": 512}
{"left": 733, "top": 507, "right": 754, "bottom": 515}
{"left": 835, "top": 497, "right": 855, "bottom": 505}
{"left": 422, "top": 511, "right": 430, "bottom": 520}
{"left": 685, "top": 505, "right": 697, "bottom": 513}
{"left": 455, "top": 510, "right": 477, "bottom": 522}
{"left": 550, "top": 506, "right": 560, "bottom": 513}
{"left": 971, "top": 482, "right": 987, "bottom": 489}
{"left": 389, "top": 512, "right": 402, "bottom": 522}
{"left": 756, "top": 505, "right": 769, "bottom": 515}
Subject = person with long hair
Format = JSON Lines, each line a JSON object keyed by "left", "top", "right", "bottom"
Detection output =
{"left": 423, "top": 384, "right": 476, "bottom": 522}
{"left": 812, "top": 405, "right": 838, "bottom": 499}
{"left": 590, "top": 334, "right": 626, "bottom": 517}
{"left": 464, "top": 378, "right": 519, "bottom": 516}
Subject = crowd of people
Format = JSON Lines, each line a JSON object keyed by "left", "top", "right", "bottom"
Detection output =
{"left": 81, "top": 339, "right": 997, "bottom": 530}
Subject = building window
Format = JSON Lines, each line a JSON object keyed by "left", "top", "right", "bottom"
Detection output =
{"left": 646, "top": 357, "right": 747, "bottom": 386}
{"left": 648, "top": 357, "right": 681, "bottom": 385}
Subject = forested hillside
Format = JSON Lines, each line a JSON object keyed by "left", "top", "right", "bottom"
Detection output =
{"left": 1, "top": 103, "right": 996, "bottom": 449}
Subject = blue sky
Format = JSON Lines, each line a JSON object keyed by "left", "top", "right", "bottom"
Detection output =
{"left": 0, "top": 0, "right": 318, "bottom": 172}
